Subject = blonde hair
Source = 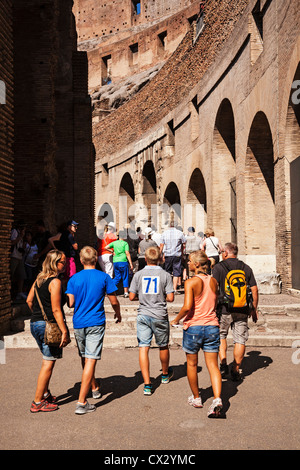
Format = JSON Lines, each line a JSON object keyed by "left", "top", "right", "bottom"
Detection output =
{"left": 205, "top": 228, "right": 215, "bottom": 237}
{"left": 189, "top": 250, "right": 210, "bottom": 272}
{"left": 36, "top": 250, "right": 65, "bottom": 287}
{"left": 80, "top": 246, "right": 98, "bottom": 265}
{"left": 145, "top": 246, "right": 161, "bottom": 264}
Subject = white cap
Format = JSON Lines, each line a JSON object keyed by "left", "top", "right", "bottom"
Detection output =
{"left": 108, "top": 222, "right": 116, "bottom": 229}
{"left": 144, "top": 227, "right": 153, "bottom": 236}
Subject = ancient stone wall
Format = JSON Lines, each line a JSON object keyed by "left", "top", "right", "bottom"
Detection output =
{"left": 0, "top": 0, "right": 14, "bottom": 334}
{"left": 13, "top": 0, "right": 94, "bottom": 250}
{"left": 93, "top": 0, "right": 300, "bottom": 291}
{"left": 74, "top": 0, "right": 201, "bottom": 88}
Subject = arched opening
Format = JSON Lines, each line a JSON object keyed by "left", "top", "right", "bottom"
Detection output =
{"left": 142, "top": 160, "right": 157, "bottom": 226}
{"left": 245, "top": 111, "right": 275, "bottom": 271}
{"left": 96, "top": 202, "right": 114, "bottom": 237}
{"left": 285, "top": 62, "right": 300, "bottom": 289}
{"left": 212, "top": 99, "right": 236, "bottom": 243}
{"left": 119, "top": 172, "right": 135, "bottom": 228}
{"left": 186, "top": 168, "right": 207, "bottom": 235}
{"left": 162, "top": 182, "right": 181, "bottom": 229}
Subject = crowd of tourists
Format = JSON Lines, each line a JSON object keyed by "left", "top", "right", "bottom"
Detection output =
{"left": 10, "top": 218, "right": 258, "bottom": 417}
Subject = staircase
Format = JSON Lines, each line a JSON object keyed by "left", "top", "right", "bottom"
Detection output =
{"left": 4, "top": 293, "right": 300, "bottom": 349}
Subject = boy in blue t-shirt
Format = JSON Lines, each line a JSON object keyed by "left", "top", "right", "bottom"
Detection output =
{"left": 66, "top": 246, "right": 121, "bottom": 415}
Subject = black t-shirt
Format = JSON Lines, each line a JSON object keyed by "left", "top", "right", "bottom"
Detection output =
{"left": 59, "top": 230, "right": 76, "bottom": 257}
{"left": 212, "top": 258, "right": 256, "bottom": 313}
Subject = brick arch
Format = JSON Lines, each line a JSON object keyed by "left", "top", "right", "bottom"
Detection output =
{"left": 284, "top": 61, "right": 300, "bottom": 289}
{"left": 186, "top": 168, "right": 207, "bottom": 235}
{"left": 141, "top": 159, "right": 157, "bottom": 226}
{"left": 212, "top": 98, "right": 236, "bottom": 243}
{"left": 162, "top": 181, "right": 182, "bottom": 229}
{"left": 96, "top": 202, "right": 115, "bottom": 237}
{"left": 118, "top": 172, "right": 135, "bottom": 228}
{"left": 244, "top": 111, "right": 275, "bottom": 270}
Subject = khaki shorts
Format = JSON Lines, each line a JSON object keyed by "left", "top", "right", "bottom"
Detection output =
{"left": 219, "top": 313, "right": 249, "bottom": 345}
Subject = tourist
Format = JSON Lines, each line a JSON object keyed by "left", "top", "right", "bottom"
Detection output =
{"left": 24, "top": 230, "right": 39, "bottom": 291}
{"left": 66, "top": 246, "right": 121, "bottom": 415}
{"left": 150, "top": 225, "right": 162, "bottom": 247}
{"left": 137, "top": 227, "right": 158, "bottom": 270}
{"left": 183, "top": 226, "right": 202, "bottom": 280}
{"left": 33, "top": 220, "right": 52, "bottom": 272}
{"left": 160, "top": 222, "right": 186, "bottom": 293}
{"left": 26, "top": 250, "right": 70, "bottom": 413}
{"left": 10, "top": 220, "right": 27, "bottom": 300}
{"left": 48, "top": 220, "right": 79, "bottom": 283}
{"left": 171, "top": 250, "right": 223, "bottom": 418}
{"left": 97, "top": 221, "right": 117, "bottom": 278}
{"left": 105, "top": 230, "right": 134, "bottom": 298}
{"left": 212, "top": 242, "right": 258, "bottom": 380}
{"left": 129, "top": 246, "right": 174, "bottom": 395}
{"left": 201, "top": 228, "right": 223, "bottom": 267}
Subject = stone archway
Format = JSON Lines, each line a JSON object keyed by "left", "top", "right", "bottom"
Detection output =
{"left": 186, "top": 168, "right": 207, "bottom": 235}
{"left": 212, "top": 99, "right": 236, "bottom": 243}
{"left": 96, "top": 202, "right": 115, "bottom": 237}
{"left": 285, "top": 62, "right": 300, "bottom": 289}
{"left": 142, "top": 160, "right": 157, "bottom": 227}
{"left": 162, "top": 182, "right": 181, "bottom": 229}
{"left": 119, "top": 172, "right": 135, "bottom": 229}
{"left": 245, "top": 111, "right": 275, "bottom": 272}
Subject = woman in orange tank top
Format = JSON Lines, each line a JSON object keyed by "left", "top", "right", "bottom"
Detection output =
{"left": 171, "top": 250, "right": 222, "bottom": 418}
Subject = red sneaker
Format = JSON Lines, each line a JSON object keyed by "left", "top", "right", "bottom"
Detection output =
{"left": 44, "top": 391, "right": 57, "bottom": 403}
{"left": 30, "top": 399, "right": 58, "bottom": 413}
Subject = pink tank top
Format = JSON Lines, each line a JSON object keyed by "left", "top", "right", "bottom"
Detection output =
{"left": 183, "top": 274, "right": 219, "bottom": 330}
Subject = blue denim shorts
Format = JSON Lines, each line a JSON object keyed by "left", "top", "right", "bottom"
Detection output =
{"left": 74, "top": 324, "right": 106, "bottom": 360}
{"left": 30, "top": 321, "right": 62, "bottom": 360}
{"left": 182, "top": 325, "right": 220, "bottom": 354}
{"left": 137, "top": 315, "right": 170, "bottom": 348}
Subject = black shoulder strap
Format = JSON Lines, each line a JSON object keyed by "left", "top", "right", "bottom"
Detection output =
{"left": 220, "top": 261, "right": 230, "bottom": 273}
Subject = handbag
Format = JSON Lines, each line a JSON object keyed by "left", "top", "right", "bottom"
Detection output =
{"left": 34, "top": 285, "right": 62, "bottom": 347}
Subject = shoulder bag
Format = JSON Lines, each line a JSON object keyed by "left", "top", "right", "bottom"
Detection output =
{"left": 34, "top": 284, "right": 62, "bottom": 347}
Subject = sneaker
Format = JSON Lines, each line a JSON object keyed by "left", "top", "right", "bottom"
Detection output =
{"left": 161, "top": 367, "right": 174, "bottom": 384}
{"left": 92, "top": 388, "right": 102, "bottom": 399}
{"left": 220, "top": 363, "right": 229, "bottom": 378}
{"left": 124, "top": 293, "right": 129, "bottom": 298}
{"left": 75, "top": 400, "right": 96, "bottom": 415}
{"left": 231, "top": 368, "right": 242, "bottom": 382}
{"left": 143, "top": 384, "right": 153, "bottom": 396}
{"left": 30, "top": 399, "right": 58, "bottom": 413}
{"left": 188, "top": 395, "right": 203, "bottom": 408}
{"left": 207, "top": 397, "right": 223, "bottom": 418}
{"left": 43, "top": 391, "right": 57, "bottom": 403}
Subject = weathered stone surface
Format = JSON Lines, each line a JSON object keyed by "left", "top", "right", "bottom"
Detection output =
{"left": 256, "top": 273, "right": 282, "bottom": 295}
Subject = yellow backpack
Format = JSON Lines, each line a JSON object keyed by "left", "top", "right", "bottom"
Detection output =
{"left": 222, "top": 262, "right": 252, "bottom": 313}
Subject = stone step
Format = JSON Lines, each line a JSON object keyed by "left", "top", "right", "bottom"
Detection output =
{"left": 5, "top": 297, "right": 300, "bottom": 349}
{"left": 4, "top": 313, "right": 300, "bottom": 349}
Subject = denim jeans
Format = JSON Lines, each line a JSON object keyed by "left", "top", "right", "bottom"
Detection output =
{"left": 182, "top": 325, "right": 220, "bottom": 354}
{"left": 30, "top": 321, "right": 62, "bottom": 360}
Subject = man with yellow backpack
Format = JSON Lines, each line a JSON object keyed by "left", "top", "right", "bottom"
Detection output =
{"left": 212, "top": 242, "right": 258, "bottom": 381}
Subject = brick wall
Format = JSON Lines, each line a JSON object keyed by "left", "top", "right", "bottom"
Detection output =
{"left": 93, "top": 0, "right": 249, "bottom": 160}
{"left": 0, "top": 0, "right": 14, "bottom": 334}
{"left": 13, "top": 0, "right": 94, "bottom": 247}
